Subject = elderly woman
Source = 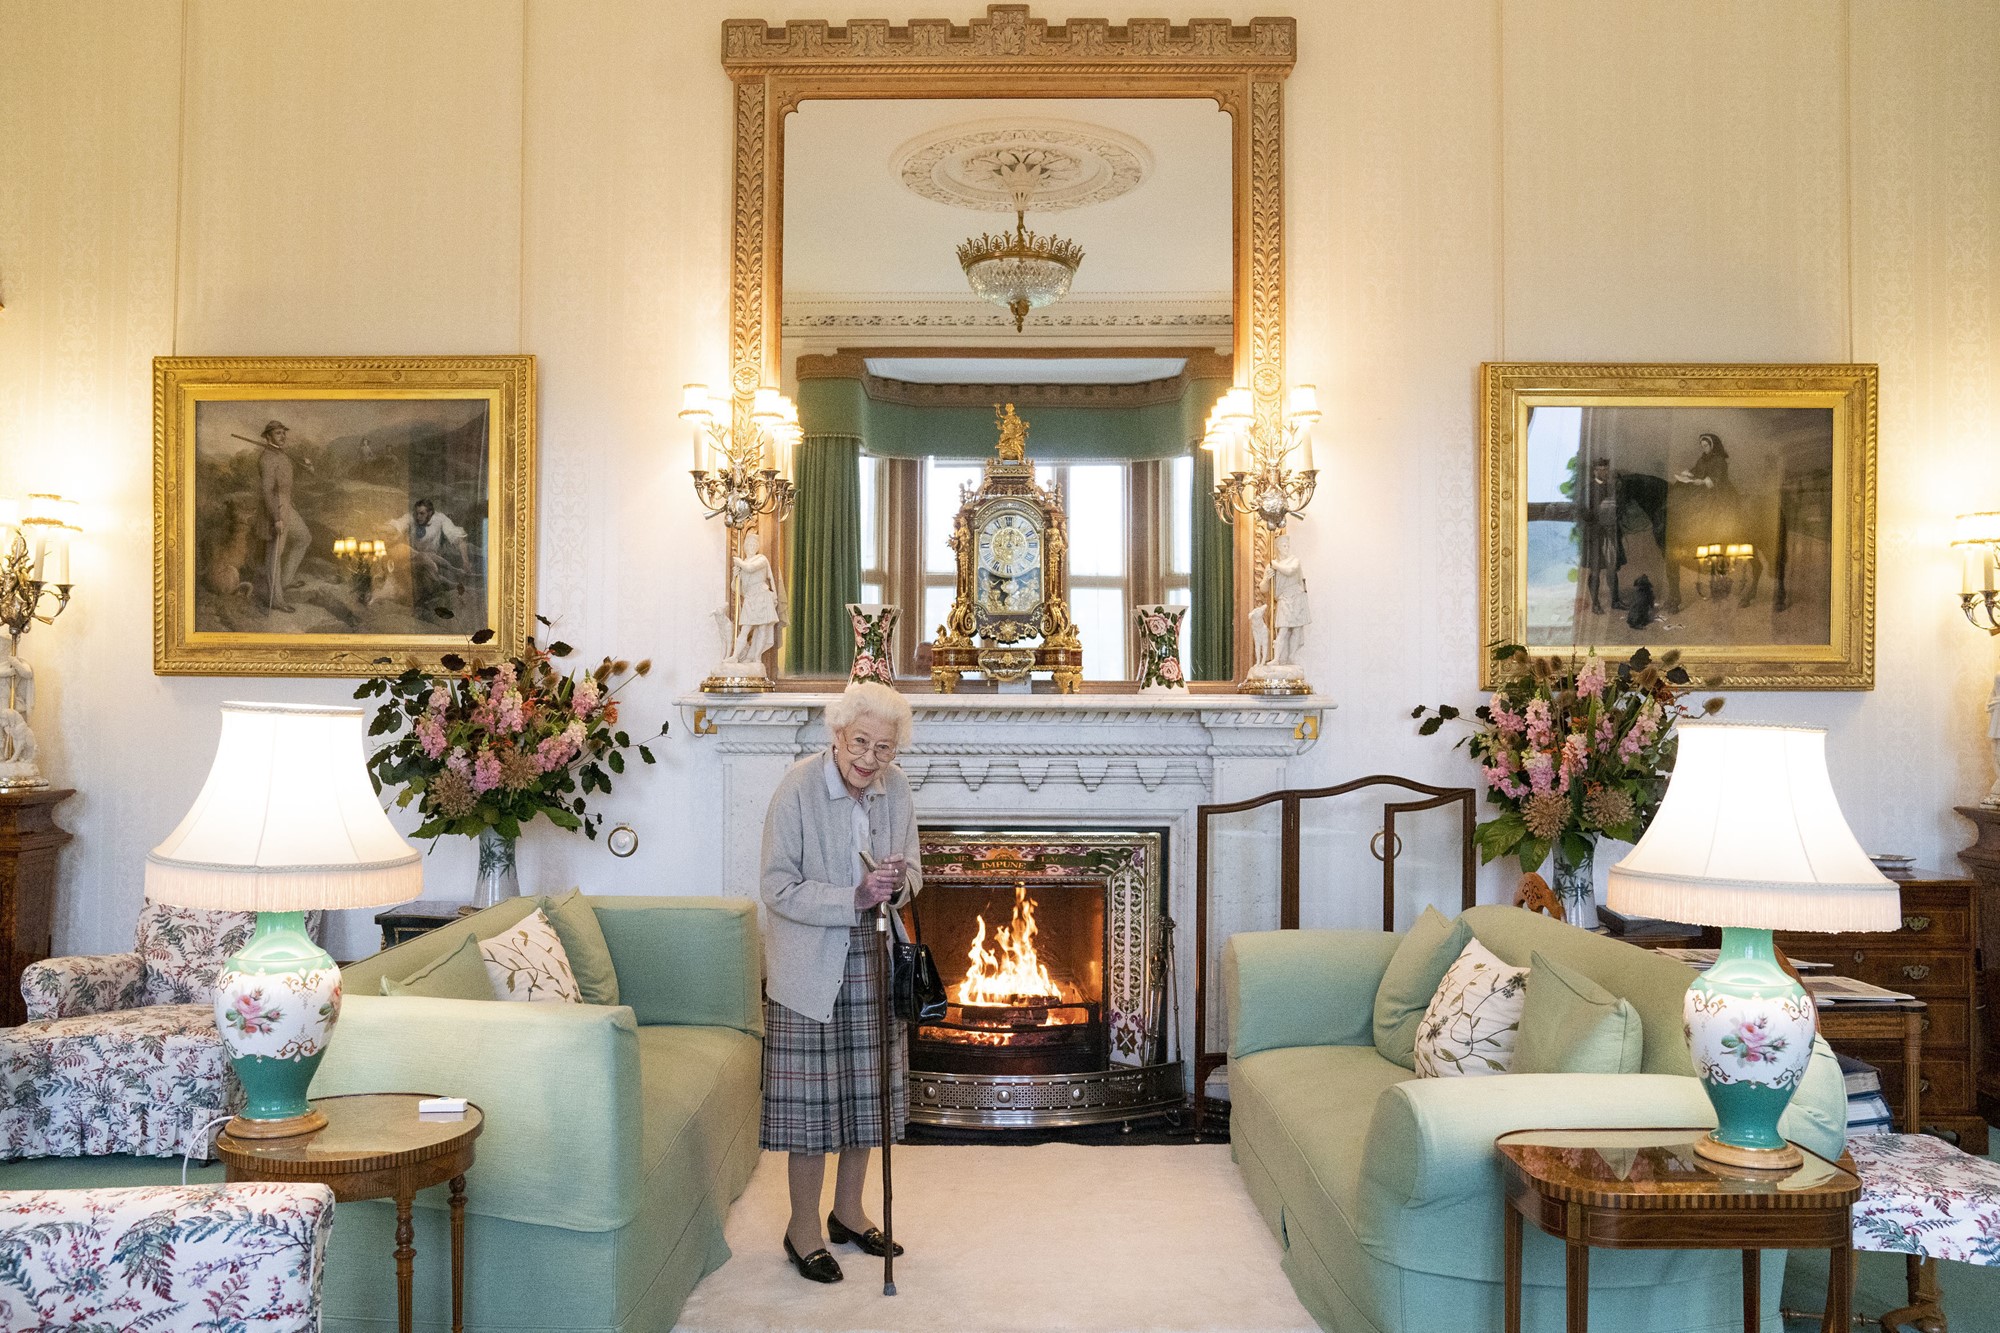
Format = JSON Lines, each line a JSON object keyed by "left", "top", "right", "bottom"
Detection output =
{"left": 759, "top": 680, "right": 920, "bottom": 1284}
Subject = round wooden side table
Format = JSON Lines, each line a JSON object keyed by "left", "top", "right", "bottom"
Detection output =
{"left": 216, "top": 1092, "right": 483, "bottom": 1333}
{"left": 1496, "top": 1127, "right": 1860, "bottom": 1333}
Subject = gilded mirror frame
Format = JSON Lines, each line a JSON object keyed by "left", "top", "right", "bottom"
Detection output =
{"left": 722, "top": 4, "right": 1296, "bottom": 690}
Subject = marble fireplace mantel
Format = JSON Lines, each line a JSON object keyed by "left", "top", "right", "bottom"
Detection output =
{"left": 677, "top": 689, "right": 1330, "bottom": 913}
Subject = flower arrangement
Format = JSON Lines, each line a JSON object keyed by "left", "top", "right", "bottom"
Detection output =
{"left": 1412, "top": 644, "right": 1721, "bottom": 875}
{"left": 354, "top": 625, "right": 666, "bottom": 843}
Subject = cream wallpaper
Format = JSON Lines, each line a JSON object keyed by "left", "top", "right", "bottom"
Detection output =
{"left": 1, "top": 0, "right": 1994, "bottom": 961}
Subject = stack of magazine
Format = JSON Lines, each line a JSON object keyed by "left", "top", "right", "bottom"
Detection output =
{"left": 1839, "top": 1054, "right": 1894, "bottom": 1136}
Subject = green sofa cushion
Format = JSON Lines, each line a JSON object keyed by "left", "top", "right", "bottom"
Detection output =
{"left": 1371, "top": 906, "right": 1471, "bottom": 1070}
{"left": 381, "top": 933, "right": 496, "bottom": 1000}
{"left": 1514, "top": 949, "right": 1644, "bottom": 1074}
{"left": 544, "top": 886, "right": 621, "bottom": 1006}
{"left": 595, "top": 898, "right": 763, "bottom": 1035}
{"left": 1460, "top": 905, "right": 1698, "bottom": 1077}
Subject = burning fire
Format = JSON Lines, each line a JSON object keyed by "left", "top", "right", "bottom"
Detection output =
{"left": 956, "top": 885, "right": 1069, "bottom": 1007}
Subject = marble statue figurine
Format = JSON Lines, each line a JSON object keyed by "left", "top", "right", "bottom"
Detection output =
{"left": 1245, "top": 532, "right": 1311, "bottom": 694}
{"left": 714, "top": 532, "right": 786, "bottom": 682}
{"left": 0, "top": 626, "right": 42, "bottom": 789}
{"left": 1985, "top": 673, "right": 2000, "bottom": 808}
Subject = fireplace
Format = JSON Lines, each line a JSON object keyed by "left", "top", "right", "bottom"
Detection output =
{"left": 904, "top": 829, "right": 1181, "bottom": 1128}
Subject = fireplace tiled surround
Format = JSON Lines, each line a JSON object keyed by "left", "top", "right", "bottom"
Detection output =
{"left": 679, "top": 693, "right": 1328, "bottom": 1121}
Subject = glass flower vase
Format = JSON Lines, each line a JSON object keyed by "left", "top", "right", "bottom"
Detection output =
{"left": 1552, "top": 840, "right": 1597, "bottom": 929}
{"left": 473, "top": 826, "right": 520, "bottom": 910}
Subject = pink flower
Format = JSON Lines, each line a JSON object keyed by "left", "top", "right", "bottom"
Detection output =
{"left": 1576, "top": 656, "right": 1607, "bottom": 700}
{"left": 1525, "top": 748, "right": 1555, "bottom": 794}
{"left": 1491, "top": 697, "right": 1524, "bottom": 736}
{"left": 426, "top": 687, "right": 450, "bottom": 716}
{"left": 447, "top": 748, "right": 471, "bottom": 776}
{"left": 572, "top": 677, "right": 601, "bottom": 718}
{"left": 1524, "top": 698, "right": 1554, "bottom": 747}
{"left": 851, "top": 653, "right": 876, "bottom": 679}
{"left": 1596, "top": 714, "right": 1618, "bottom": 747}
{"left": 1143, "top": 613, "right": 1169, "bottom": 636}
{"left": 471, "top": 749, "right": 502, "bottom": 794}
{"left": 1160, "top": 658, "right": 1183, "bottom": 682}
{"left": 1561, "top": 733, "right": 1588, "bottom": 777}
{"left": 416, "top": 717, "right": 448, "bottom": 760}
{"left": 534, "top": 733, "right": 573, "bottom": 773}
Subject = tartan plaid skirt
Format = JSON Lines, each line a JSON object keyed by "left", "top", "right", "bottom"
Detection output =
{"left": 760, "top": 923, "right": 909, "bottom": 1154}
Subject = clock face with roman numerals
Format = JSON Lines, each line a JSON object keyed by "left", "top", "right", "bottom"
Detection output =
{"left": 976, "top": 506, "right": 1045, "bottom": 619}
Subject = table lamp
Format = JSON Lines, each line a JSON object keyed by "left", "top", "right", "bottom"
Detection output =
{"left": 1607, "top": 723, "right": 1898, "bottom": 1170}
{"left": 146, "top": 702, "right": 422, "bottom": 1138}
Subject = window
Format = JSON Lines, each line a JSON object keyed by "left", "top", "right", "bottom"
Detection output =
{"left": 856, "top": 453, "right": 1196, "bottom": 682}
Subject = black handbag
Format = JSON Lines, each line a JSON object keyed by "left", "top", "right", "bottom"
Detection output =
{"left": 889, "top": 907, "right": 947, "bottom": 1025}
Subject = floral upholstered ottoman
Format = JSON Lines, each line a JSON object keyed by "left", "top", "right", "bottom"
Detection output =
{"left": 0, "top": 1182, "right": 333, "bottom": 1332}
{"left": 0, "top": 1004, "right": 240, "bottom": 1158}
{"left": 1846, "top": 1131, "right": 2000, "bottom": 1331}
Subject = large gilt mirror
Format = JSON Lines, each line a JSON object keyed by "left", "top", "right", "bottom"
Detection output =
{"left": 723, "top": 6, "right": 1295, "bottom": 689}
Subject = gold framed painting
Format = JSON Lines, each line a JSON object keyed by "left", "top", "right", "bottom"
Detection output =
{"left": 154, "top": 355, "right": 535, "bottom": 676}
{"left": 1480, "top": 362, "right": 1877, "bottom": 691}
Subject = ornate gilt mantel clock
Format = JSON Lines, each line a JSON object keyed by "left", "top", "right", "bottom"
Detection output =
{"left": 931, "top": 405, "right": 1083, "bottom": 693}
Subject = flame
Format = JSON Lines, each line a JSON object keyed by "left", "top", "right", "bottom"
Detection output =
{"left": 955, "top": 884, "right": 1066, "bottom": 1006}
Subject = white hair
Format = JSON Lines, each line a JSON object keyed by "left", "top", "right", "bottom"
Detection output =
{"left": 825, "top": 680, "right": 913, "bottom": 749}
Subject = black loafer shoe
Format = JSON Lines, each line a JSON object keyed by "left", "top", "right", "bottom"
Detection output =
{"left": 784, "top": 1235, "right": 844, "bottom": 1283}
{"left": 828, "top": 1211, "right": 905, "bottom": 1257}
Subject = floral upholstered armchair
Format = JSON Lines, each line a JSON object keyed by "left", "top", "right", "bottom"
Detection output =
{"left": 0, "top": 1182, "right": 334, "bottom": 1332}
{"left": 1, "top": 903, "right": 323, "bottom": 1160}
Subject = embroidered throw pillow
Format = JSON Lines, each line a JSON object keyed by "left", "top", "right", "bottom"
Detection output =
{"left": 478, "top": 908, "right": 582, "bottom": 1003}
{"left": 1413, "top": 937, "right": 1531, "bottom": 1078}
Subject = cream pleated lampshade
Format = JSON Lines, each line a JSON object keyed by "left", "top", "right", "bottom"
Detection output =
{"left": 1606, "top": 723, "right": 1899, "bottom": 933}
{"left": 146, "top": 702, "right": 422, "bottom": 911}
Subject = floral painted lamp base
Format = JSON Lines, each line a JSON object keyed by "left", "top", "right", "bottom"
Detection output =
{"left": 213, "top": 911, "right": 342, "bottom": 1139}
{"left": 1134, "top": 604, "right": 1187, "bottom": 694}
{"left": 1684, "top": 926, "right": 1816, "bottom": 1171}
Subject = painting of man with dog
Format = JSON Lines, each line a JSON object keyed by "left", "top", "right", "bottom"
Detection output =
{"left": 191, "top": 398, "right": 492, "bottom": 636}
{"left": 1480, "top": 363, "right": 1876, "bottom": 690}
{"left": 154, "top": 356, "right": 535, "bottom": 676}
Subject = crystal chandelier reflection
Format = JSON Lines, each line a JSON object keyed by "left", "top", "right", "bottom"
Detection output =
{"left": 955, "top": 150, "right": 1084, "bottom": 332}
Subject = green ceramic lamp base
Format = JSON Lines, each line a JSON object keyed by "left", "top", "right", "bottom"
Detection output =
{"left": 212, "top": 910, "right": 344, "bottom": 1139}
{"left": 1684, "top": 927, "right": 1817, "bottom": 1172}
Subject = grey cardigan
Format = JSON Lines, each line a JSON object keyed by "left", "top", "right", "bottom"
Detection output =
{"left": 759, "top": 750, "right": 922, "bottom": 1023}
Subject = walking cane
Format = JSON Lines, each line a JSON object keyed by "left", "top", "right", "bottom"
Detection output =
{"left": 862, "top": 853, "right": 898, "bottom": 1296}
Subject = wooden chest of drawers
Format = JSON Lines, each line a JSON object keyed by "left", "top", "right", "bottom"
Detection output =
{"left": 1776, "top": 874, "right": 1987, "bottom": 1153}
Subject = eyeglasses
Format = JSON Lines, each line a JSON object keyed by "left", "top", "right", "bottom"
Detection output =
{"left": 840, "top": 736, "right": 898, "bottom": 762}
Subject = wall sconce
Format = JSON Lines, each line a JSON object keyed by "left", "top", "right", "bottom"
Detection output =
{"left": 1202, "top": 385, "right": 1320, "bottom": 696}
{"left": 0, "top": 493, "right": 83, "bottom": 790}
{"left": 1953, "top": 511, "right": 2000, "bottom": 635}
{"left": 1693, "top": 542, "right": 1757, "bottom": 601}
{"left": 681, "top": 384, "right": 799, "bottom": 693}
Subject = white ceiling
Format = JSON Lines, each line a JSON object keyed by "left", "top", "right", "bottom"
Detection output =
{"left": 864, "top": 356, "right": 1187, "bottom": 384}
{"left": 783, "top": 98, "right": 1231, "bottom": 302}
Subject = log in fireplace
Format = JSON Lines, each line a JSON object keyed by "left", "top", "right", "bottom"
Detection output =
{"left": 904, "top": 829, "right": 1181, "bottom": 1128}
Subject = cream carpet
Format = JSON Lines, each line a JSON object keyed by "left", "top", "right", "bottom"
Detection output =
{"left": 674, "top": 1144, "right": 1319, "bottom": 1333}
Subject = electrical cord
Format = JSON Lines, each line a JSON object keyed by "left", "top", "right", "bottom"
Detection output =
{"left": 182, "top": 1111, "right": 234, "bottom": 1186}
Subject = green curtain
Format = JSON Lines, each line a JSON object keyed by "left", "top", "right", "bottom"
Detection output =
{"left": 784, "top": 434, "right": 861, "bottom": 676}
{"left": 1190, "top": 444, "right": 1235, "bottom": 680}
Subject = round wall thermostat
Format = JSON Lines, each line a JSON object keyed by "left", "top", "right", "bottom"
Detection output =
{"left": 607, "top": 824, "right": 640, "bottom": 858}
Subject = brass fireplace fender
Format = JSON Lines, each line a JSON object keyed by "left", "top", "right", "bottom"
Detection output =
{"left": 721, "top": 6, "right": 1298, "bottom": 688}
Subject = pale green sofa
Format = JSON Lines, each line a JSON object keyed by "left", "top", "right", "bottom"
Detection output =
{"left": 1223, "top": 905, "right": 1846, "bottom": 1333}
{"left": 312, "top": 895, "right": 764, "bottom": 1333}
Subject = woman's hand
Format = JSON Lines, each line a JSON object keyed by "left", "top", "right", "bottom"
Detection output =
{"left": 855, "top": 857, "right": 902, "bottom": 911}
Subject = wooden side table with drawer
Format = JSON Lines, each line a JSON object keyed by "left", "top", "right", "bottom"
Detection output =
{"left": 1775, "top": 871, "right": 1986, "bottom": 1153}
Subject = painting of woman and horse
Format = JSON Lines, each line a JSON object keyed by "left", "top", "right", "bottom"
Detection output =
{"left": 1524, "top": 404, "right": 1836, "bottom": 650}
{"left": 1481, "top": 361, "right": 1876, "bottom": 691}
